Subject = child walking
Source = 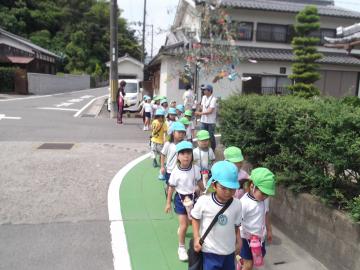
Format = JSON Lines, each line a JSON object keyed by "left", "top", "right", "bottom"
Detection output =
{"left": 160, "top": 122, "right": 186, "bottom": 183}
{"left": 239, "top": 167, "right": 275, "bottom": 270}
{"left": 165, "top": 141, "right": 204, "bottom": 261}
{"left": 150, "top": 108, "right": 168, "bottom": 168}
{"left": 142, "top": 96, "right": 152, "bottom": 130}
{"left": 184, "top": 110, "right": 195, "bottom": 141}
{"left": 224, "top": 146, "right": 249, "bottom": 199}
{"left": 193, "top": 130, "right": 216, "bottom": 187}
{"left": 167, "top": 107, "right": 178, "bottom": 135}
{"left": 191, "top": 161, "right": 242, "bottom": 270}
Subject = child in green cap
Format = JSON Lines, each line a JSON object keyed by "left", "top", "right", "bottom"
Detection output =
{"left": 179, "top": 117, "right": 192, "bottom": 142}
{"left": 224, "top": 146, "right": 249, "bottom": 199}
{"left": 184, "top": 110, "right": 195, "bottom": 141}
{"left": 194, "top": 130, "right": 216, "bottom": 188}
{"left": 239, "top": 167, "right": 276, "bottom": 270}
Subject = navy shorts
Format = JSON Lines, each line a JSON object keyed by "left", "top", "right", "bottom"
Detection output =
{"left": 145, "top": 112, "right": 151, "bottom": 118}
{"left": 240, "top": 238, "right": 266, "bottom": 260}
{"left": 202, "top": 252, "right": 235, "bottom": 270}
{"left": 173, "top": 193, "right": 196, "bottom": 215}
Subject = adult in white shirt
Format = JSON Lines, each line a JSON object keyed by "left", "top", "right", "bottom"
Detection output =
{"left": 195, "top": 84, "right": 217, "bottom": 150}
{"left": 182, "top": 84, "right": 195, "bottom": 111}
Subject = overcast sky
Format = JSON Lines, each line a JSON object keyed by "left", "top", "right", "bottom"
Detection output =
{"left": 118, "top": 0, "right": 360, "bottom": 58}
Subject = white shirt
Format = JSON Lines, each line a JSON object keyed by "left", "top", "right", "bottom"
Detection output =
{"left": 186, "top": 122, "right": 195, "bottom": 140}
{"left": 183, "top": 90, "right": 195, "bottom": 110}
{"left": 200, "top": 95, "right": 217, "bottom": 124}
{"left": 193, "top": 147, "right": 216, "bottom": 170}
{"left": 168, "top": 165, "right": 201, "bottom": 195}
{"left": 191, "top": 193, "right": 242, "bottom": 255}
{"left": 161, "top": 142, "right": 178, "bottom": 173}
{"left": 152, "top": 104, "right": 158, "bottom": 116}
{"left": 144, "top": 103, "right": 152, "bottom": 113}
{"left": 240, "top": 193, "right": 270, "bottom": 241}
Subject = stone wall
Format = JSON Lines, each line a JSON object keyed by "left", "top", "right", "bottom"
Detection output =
{"left": 27, "top": 73, "right": 90, "bottom": 95}
{"left": 270, "top": 186, "right": 360, "bottom": 270}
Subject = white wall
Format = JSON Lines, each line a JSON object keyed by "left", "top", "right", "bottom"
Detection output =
{"left": 28, "top": 73, "right": 90, "bottom": 95}
{"left": 117, "top": 60, "right": 143, "bottom": 81}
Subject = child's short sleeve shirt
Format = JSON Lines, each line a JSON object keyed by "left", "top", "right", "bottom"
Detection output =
{"left": 191, "top": 193, "right": 242, "bottom": 255}
{"left": 144, "top": 103, "right": 152, "bottom": 113}
{"left": 168, "top": 165, "right": 201, "bottom": 195}
{"left": 161, "top": 142, "right": 178, "bottom": 173}
{"left": 240, "top": 193, "right": 269, "bottom": 240}
{"left": 193, "top": 147, "right": 216, "bottom": 170}
{"left": 151, "top": 120, "right": 168, "bottom": 144}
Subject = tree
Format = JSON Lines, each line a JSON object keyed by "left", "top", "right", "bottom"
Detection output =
{"left": 288, "top": 5, "right": 323, "bottom": 98}
{"left": 0, "top": 0, "right": 141, "bottom": 75}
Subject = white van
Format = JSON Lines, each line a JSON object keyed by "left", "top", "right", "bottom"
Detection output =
{"left": 107, "top": 79, "right": 143, "bottom": 112}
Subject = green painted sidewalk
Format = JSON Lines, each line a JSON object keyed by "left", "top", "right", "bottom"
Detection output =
{"left": 120, "top": 158, "right": 192, "bottom": 270}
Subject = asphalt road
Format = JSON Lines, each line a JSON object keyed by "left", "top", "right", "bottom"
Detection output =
{"left": 0, "top": 88, "right": 150, "bottom": 270}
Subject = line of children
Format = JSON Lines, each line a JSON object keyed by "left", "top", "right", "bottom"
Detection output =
{"left": 147, "top": 99, "right": 276, "bottom": 269}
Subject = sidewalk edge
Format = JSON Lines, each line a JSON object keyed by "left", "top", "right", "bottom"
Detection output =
{"left": 108, "top": 153, "right": 150, "bottom": 270}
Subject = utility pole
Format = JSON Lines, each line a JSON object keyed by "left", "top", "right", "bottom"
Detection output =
{"left": 109, "top": 0, "right": 118, "bottom": 118}
{"left": 142, "top": 0, "right": 147, "bottom": 64}
{"left": 151, "top": 24, "right": 154, "bottom": 59}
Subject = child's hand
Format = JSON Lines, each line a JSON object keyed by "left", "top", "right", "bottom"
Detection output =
{"left": 160, "top": 167, "right": 165, "bottom": 175}
{"left": 164, "top": 202, "right": 171, "bottom": 213}
{"left": 194, "top": 238, "right": 202, "bottom": 252}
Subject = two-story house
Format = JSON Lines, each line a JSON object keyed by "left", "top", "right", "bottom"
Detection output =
{"left": 148, "top": 0, "right": 360, "bottom": 102}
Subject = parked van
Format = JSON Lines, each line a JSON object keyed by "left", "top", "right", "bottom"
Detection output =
{"left": 107, "top": 79, "right": 143, "bottom": 112}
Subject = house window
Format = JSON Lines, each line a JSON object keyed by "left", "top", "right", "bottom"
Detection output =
{"left": 243, "top": 74, "right": 292, "bottom": 95}
{"left": 257, "top": 23, "right": 288, "bottom": 43}
{"left": 309, "top": 28, "right": 336, "bottom": 45}
{"left": 230, "top": 22, "right": 253, "bottom": 41}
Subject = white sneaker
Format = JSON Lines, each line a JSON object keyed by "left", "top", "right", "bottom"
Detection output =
{"left": 143, "top": 126, "right": 147, "bottom": 131}
{"left": 178, "top": 246, "right": 188, "bottom": 261}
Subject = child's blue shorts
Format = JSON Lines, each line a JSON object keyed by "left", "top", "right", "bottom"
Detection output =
{"left": 202, "top": 252, "right": 235, "bottom": 270}
{"left": 173, "top": 193, "right": 196, "bottom": 215}
{"left": 240, "top": 238, "right": 266, "bottom": 260}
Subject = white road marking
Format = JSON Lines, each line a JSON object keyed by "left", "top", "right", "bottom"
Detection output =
{"left": 56, "top": 102, "right": 74, "bottom": 107}
{"left": 37, "top": 107, "right": 79, "bottom": 112}
{"left": 81, "top": 95, "right": 95, "bottom": 99}
{"left": 0, "top": 114, "right": 22, "bottom": 120}
{"left": 73, "top": 94, "right": 107, "bottom": 117}
{"left": 68, "top": 99, "right": 83, "bottom": 103}
{"left": 0, "top": 87, "right": 105, "bottom": 102}
{"left": 108, "top": 153, "right": 150, "bottom": 270}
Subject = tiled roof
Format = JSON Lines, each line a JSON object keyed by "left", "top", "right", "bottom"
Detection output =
{"left": 220, "top": 0, "right": 360, "bottom": 19}
{"left": 0, "top": 27, "right": 59, "bottom": 58}
{"left": 157, "top": 44, "right": 360, "bottom": 66}
{"left": 237, "top": 46, "right": 360, "bottom": 66}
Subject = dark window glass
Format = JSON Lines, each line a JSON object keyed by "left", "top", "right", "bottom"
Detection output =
{"left": 231, "top": 22, "right": 253, "bottom": 41}
{"left": 257, "top": 23, "right": 287, "bottom": 43}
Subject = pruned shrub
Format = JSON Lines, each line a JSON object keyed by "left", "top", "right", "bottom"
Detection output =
{"left": 219, "top": 94, "right": 360, "bottom": 221}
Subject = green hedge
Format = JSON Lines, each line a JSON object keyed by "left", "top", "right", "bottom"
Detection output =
{"left": 219, "top": 94, "right": 360, "bottom": 221}
{"left": 0, "top": 67, "right": 16, "bottom": 92}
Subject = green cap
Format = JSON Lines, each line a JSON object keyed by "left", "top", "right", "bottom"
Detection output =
{"left": 153, "top": 95, "right": 161, "bottom": 101}
{"left": 179, "top": 117, "right": 190, "bottom": 126}
{"left": 250, "top": 168, "right": 276, "bottom": 196}
{"left": 196, "top": 130, "right": 210, "bottom": 141}
{"left": 224, "top": 146, "right": 244, "bottom": 163}
{"left": 184, "top": 110, "right": 192, "bottom": 117}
